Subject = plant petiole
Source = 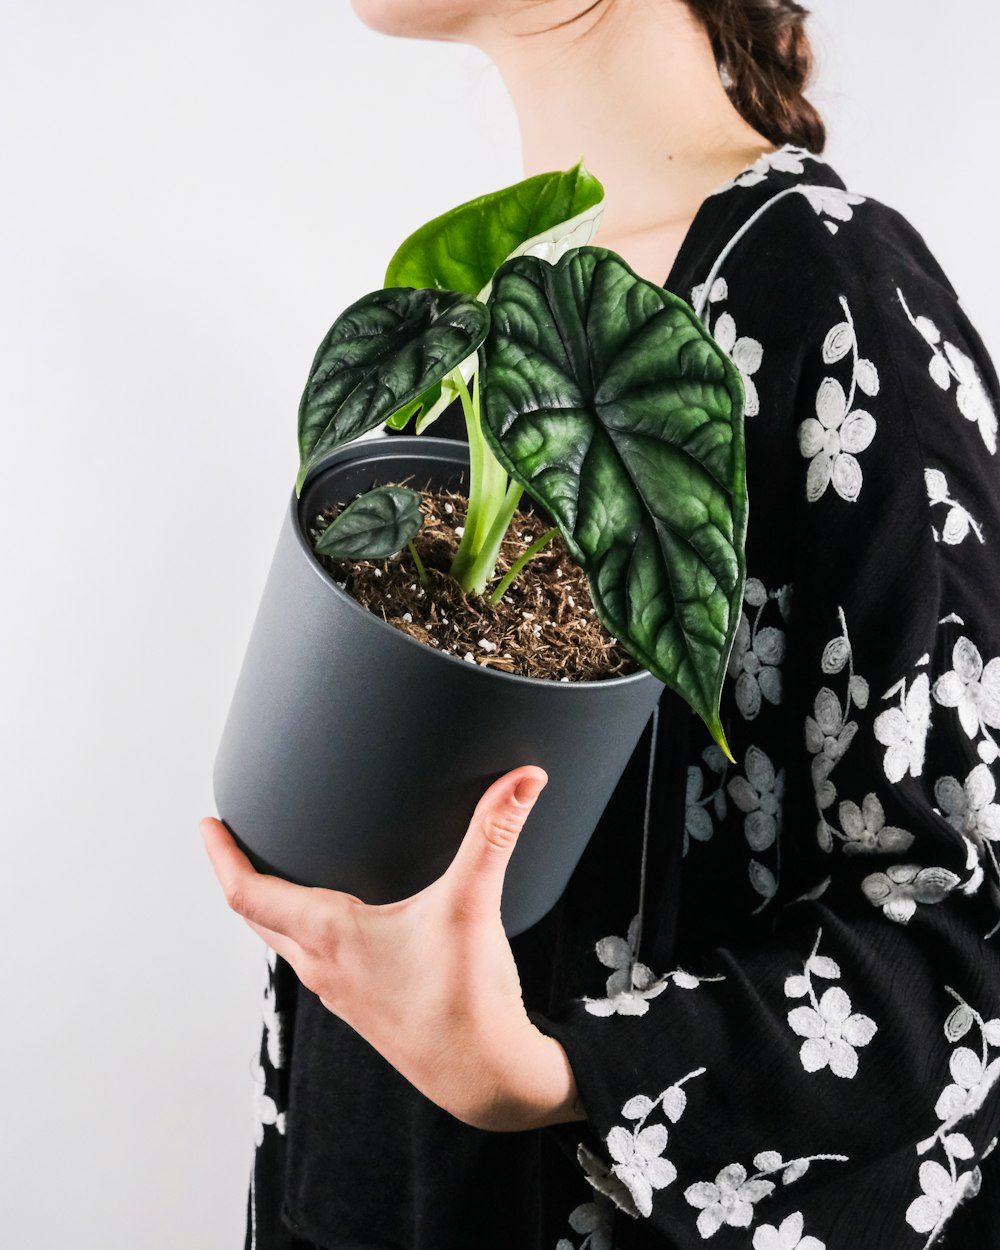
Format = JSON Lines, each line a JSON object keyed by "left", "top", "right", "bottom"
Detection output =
{"left": 407, "top": 540, "right": 429, "bottom": 587}
{"left": 459, "top": 478, "right": 524, "bottom": 595}
{"left": 449, "top": 364, "right": 518, "bottom": 591}
{"left": 489, "top": 525, "right": 560, "bottom": 604}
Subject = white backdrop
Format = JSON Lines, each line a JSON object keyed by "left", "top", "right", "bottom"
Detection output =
{"left": 2, "top": 3, "right": 996, "bottom": 1246}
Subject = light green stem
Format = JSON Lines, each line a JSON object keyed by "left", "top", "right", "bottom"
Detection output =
{"left": 407, "top": 540, "right": 428, "bottom": 587}
{"left": 458, "top": 479, "right": 523, "bottom": 595}
{"left": 453, "top": 369, "right": 486, "bottom": 567}
{"left": 489, "top": 525, "right": 560, "bottom": 604}
{"left": 449, "top": 366, "right": 518, "bottom": 591}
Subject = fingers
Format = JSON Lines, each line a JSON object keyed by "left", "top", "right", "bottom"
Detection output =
{"left": 442, "top": 766, "right": 548, "bottom": 920}
{"left": 200, "top": 817, "right": 321, "bottom": 941}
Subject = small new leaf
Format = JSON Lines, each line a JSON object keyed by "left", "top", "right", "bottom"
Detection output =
{"left": 384, "top": 158, "right": 604, "bottom": 297}
{"left": 314, "top": 486, "right": 424, "bottom": 561}
{"left": 385, "top": 381, "right": 442, "bottom": 432}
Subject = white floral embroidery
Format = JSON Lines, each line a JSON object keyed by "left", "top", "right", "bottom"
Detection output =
{"left": 897, "top": 286, "right": 998, "bottom": 454}
{"left": 925, "top": 633, "right": 1000, "bottom": 935}
{"left": 686, "top": 278, "right": 764, "bottom": 416}
{"left": 931, "top": 635, "right": 1000, "bottom": 741}
{"left": 837, "top": 792, "right": 914, "bottom": 855}
{"left": 924, "top": 468, "right": 985, "bottom": 545}
{"left": 578, "top": 1070, "right": 704, "bottom": 1218}
{"left": 933, "top": 1044, "right": 1000, "bottom": 1131}
{"left": 689, "top": 275, "right": 728, "bottom": 311}
{"left": 798, "top": 296, "right": 878, "bottom": 503}
{"left": 752, "top": 1211, "right": 826, "bottom": 1250}
{"left": 683, "top": 1148, "right": 848, "bottom": 1240}
{"left": 685, "top": 744, "right": 729, "bottom": 854}
{"left": 713, "top": 311, "right": 762, "bottom": 416}
{"left": 924, "top": 991, "right": 1000, "bottom": 1136}
{"left": 685, "top": 1164, "right": 773, "bottom": 1238}
{"left": 582, "top": 913, "right": 724, "bottom": 1016}
{"left": 685, "top": 766, "right": 714, "bottom": 846}
{"left": 728, "top": 576, "right": 790, "bottom": 719}
{"left": 555, "top": 1197, "right": 616, "bottom": 1250}
{"left": 945, "top": 341, "right": 996, "bottom": 451}
{"left": 861, "top": 864, "right": 960, "bottom": 924}
{"left": 727, "top": 745, "right": 785, "bottom": 911}
{"left": 874, "top": 672, "right": 931, "bottom": 782}
{"left": 708, "top": 143, "right": 817, "bottom": 194}
{"left": 784, "top": 928, "right": 878, "bottom": 1078}
{"left": 808, "top": 609, "right": 869, "bottom": 852}
{"left": 250, "top": 949, "right": 287, "bottom": 1148}
{"left": 905, "top": 988, "right": 1000, "bottom": 1247}
{"left": 796, "top": 185, "right": 866, "bottom": 235}
{"left": 251, "top": 1056, "right": 286, "bottom": 1147}
{"left": 935, "top": 764, "right": 1000, "bottom": 847}
{"left": 807, "top": 687, "right": 858, "bottom": 789}
{"left": 933, "top": 763, "right": 1000, "bottom": 937}
{"left": 728, "top": 745, "right": 785, "bottom": 851}
{"left": 906, "top": 1161, "right": 982, "bottom": 1245}
{"left": 262, "top": 947, "right": 285, "bottom": 1070}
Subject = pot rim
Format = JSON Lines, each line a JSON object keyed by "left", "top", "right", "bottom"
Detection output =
{"left": 292, "top": 435, "right": 662, "bottom": 693}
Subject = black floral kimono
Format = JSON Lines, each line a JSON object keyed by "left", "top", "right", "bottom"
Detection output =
{"left": 244, "top": 144, "right": 1000, "bottom": 1250}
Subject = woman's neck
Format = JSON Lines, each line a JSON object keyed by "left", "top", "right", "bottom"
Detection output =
{"left": 470, "top": 0, "right": 775, "bottom": 244}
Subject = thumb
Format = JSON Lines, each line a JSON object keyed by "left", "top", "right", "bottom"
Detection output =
{"left": 442, "top": 766, "right": 548, "bottom": 921}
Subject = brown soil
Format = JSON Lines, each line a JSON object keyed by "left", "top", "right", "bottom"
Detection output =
{"left": 306, "top": 480, "right": 642, "bottom": 682}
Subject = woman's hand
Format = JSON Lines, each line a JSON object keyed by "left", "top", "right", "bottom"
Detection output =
{"left": 200, "top": 764, "right": 587, "bottom": 1133}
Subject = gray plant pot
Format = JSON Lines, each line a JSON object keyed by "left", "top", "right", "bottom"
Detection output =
{"left": 212, "top": 436, "right": 665, "bottom": 938}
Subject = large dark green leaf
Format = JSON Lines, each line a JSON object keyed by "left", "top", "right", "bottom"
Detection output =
{"left": 313, "top": 486, "right": 423, "bottom": 561}
{"left": 479, "top": 247, "right": 747, "bottom": 760}
{"left": 296, "top": 287, "right": 489, "bottom": 494}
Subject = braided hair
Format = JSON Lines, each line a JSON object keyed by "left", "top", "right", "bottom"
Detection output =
{"left": 685, "top": 0, "right": 825, "bottom": 152}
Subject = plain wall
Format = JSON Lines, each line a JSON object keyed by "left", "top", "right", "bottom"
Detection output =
{"left": 2, "top": 2, "right": 996, "bottom": 1246}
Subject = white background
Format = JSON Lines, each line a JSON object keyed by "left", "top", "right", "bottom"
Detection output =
{"left": 2, "top": 2, "right": 996, "bottom": 1246}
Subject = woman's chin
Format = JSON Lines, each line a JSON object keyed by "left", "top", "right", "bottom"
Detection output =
{"left": 348, "top": 0, "right": 469, "bottom": 41}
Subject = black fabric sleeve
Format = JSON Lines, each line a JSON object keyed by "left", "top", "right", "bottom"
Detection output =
{"left": 527, "top": 201, "right": 1000, "bottom": 1249}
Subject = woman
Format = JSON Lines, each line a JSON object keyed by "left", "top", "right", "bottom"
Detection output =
{"left": 202, "top": 2, "right": 1000, "bottom": 1246}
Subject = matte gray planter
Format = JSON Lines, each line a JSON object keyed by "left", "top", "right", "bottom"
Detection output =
{"left": 213, "top": 436, "right": 665, "bottom": 938}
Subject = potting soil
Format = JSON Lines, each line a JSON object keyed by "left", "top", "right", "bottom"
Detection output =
{"left": 308, "top": 484, "right": 642, "bottom": 682}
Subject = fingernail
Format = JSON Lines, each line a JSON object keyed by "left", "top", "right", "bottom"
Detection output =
{"left": 514, "top": 775, "right": 546, "bottom": 806}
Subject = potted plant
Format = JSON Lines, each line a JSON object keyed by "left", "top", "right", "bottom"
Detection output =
{"left": 213, "top": 160, "right": 747, "bottom": 938}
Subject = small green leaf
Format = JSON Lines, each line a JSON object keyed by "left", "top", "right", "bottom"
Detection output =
{"left": 384, "top": 381, "right": 441, "bottom": 432}
{"left": 313, "top": 486, "right": 424, "bottom": 561}
{"left": 414, "top": 359, "right": 474, "bottom": 435}
{"left": 384, "top": 397, "right": 420, "bottom": 433}
{"left": 479, "top": 247, "right": 747, "bottom": 753}
{"left": 385, "top": 158, "right": 605, "bottom": 298}
{"left": 296, "top": 287, "right": 489, "bottom": 495}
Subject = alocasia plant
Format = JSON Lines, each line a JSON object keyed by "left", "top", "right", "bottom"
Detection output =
{"left": 294, "top": 160, "right": 747, "bottom": 762}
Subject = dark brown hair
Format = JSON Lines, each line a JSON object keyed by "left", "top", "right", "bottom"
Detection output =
{"left": 520, "top": 0, "right": 826, "bottom": 154}
{"left": 686, "top": 0, "right": 825, "bottom": 152}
